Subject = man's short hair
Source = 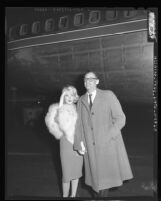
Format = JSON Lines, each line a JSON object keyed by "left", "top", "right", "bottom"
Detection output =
{"left": 84, "top": 71, "right": 99, "bottom": 79}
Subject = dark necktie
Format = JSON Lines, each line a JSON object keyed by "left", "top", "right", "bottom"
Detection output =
{"left": 89, "top": 94, "right": 93, "bottom": 109}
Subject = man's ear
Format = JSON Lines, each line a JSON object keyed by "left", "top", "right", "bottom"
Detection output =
{"left": 96, "top": 79, "right": 99, "bottom": 85}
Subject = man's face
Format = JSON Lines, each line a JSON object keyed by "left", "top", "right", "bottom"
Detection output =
{"left": 84, "top": 72, "right": 99, "bottom": 93}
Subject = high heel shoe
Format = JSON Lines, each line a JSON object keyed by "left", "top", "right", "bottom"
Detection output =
{"left": 70, "top": 195, "right": 75, "bottom": 198}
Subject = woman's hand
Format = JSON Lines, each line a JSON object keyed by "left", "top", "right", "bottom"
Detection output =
{"left": 78, "top": 141, "right": 86, "bottom": 155}
{"left": 59, "top": 91, "right": 66, "bottom": 108}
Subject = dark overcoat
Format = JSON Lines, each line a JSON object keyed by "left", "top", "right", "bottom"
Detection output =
{"left": 74, "top": 88, "right": 133, "bottom": 192}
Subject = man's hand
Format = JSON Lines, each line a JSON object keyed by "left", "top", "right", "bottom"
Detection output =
{"left": 107, "top": 126, "right": 120, "bottom": 143}
{"left": 78, "top": 141, "right": 86, "bottom": 155}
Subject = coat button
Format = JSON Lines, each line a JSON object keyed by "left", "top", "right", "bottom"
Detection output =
{"left": 91, "top": 112, "right": 94, "bottom": 115}
{"left": 91, "top": 127, "right": 93, "bottom": 130}
{"left": 93, "top": 142, "right": 95, "bottom": 145}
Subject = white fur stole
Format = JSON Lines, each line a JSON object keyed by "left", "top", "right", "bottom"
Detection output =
{"left": 45, "top": 103, "right": 63, "bottom": 139}
{"left": 58, "top": 104, "right": 77, "bottom": 144}
{"left": 45, "top": 103, "right": 78, "bottom": 144}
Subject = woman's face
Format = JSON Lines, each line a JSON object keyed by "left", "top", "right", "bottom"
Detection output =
{"left": 64, "top": 91, "right": 74, "bottom": 104}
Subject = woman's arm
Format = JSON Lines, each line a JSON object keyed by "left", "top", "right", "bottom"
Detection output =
{"left": 45, "top": 103, "right": 63, "bottom": 139}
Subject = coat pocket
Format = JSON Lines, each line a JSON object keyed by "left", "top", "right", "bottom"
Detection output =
{"left": 108, "top": 126, "right": 121, "bottom": 140}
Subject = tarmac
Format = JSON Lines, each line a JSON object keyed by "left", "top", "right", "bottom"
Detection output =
{"left": 5, "top": 105, "right": 156, "bottom": 200}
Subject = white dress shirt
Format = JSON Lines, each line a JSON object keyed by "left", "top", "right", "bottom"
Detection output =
{"left": 87, "top": 90, "right": 96, "bottom": 104}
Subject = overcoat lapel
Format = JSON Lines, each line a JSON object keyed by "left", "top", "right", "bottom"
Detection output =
{"left": 91, "top": 89, "right": 101, "bottom": 110}
{"left": 81, "top": 93, "right": 90, "bottom": 112}
{"left": 81, "top": 89, "right": 102, "bottom": 112}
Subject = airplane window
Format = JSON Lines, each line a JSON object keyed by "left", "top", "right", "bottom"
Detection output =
{"left": 8, "top": 25, "right": 19, "bottom": 41}
{"left": 19, "top": 24, "right": 28, "bottom": 36}
{"left": 89, "top": 11, "right": 101, "bottom": 24}
{"left": 45, "top": 18, "right": 55, "bottom": 32}
{"left": 58, "top": 16, "right": 69, "bottom": 30}
{"left": 74, "top": 13, "right": 84, "bottom": 26}
{"left": 105, "top": 10, "right": 118, "bottom": 21}
{"left": 124, "top": 10, "right": 137, "bottom": 18}
{"left": 31, "top": 21, "right": 41, "bottom": 34}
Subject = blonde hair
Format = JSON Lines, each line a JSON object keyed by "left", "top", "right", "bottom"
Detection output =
{"left": 59, "top": 85, "right": 79, "bottom": 108}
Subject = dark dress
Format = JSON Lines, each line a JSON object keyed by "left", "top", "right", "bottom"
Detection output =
{"left": 60, "top": 135, "right": 83, "bottom": 182}
{"left": 45, "top": 103, "right": 83, "bottom": 183}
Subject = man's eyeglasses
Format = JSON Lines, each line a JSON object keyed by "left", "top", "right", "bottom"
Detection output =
{"left": 84, "top": 78, "right": 98, "bottom": 82}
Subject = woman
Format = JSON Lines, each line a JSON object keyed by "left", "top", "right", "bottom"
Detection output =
{"left": 45, "top": 86, "right": 83, "bottom": 197}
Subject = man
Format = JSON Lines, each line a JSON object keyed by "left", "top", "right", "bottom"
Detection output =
{"left": 74, "top": 71, "right": 133, "bottom": 197}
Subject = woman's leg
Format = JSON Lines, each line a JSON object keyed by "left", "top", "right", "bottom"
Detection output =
{"left": 71, "top": 178, "right": 79, "bottom": 197}
{"left": 62, "top": 181, "right": 70, "bottom": 197}
{"left": 98, "top": 189, "right": 109, "bottom": 197}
